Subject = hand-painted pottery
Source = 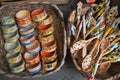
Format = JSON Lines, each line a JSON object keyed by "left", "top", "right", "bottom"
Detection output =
{"left": 9, "top": 60, "right": 25, "bottom": 73}
{"left": 0, "top": 16, "right": 16, "bottom": 26}
{"left": 24, "top": 52, "right": 40, "bottom": 65}
{"left": 39, "top": 14, "right": 53, "bottom": 26}
{"left": 42, "top": 59, "right": 57, "bottom": 71}
{"left": 1, "top": 24, "right": 18, "bottom": 33}
{"left": 20, "top": 35, "right": 35, "bottom": 46}
{"left": 26, "top": 62, "right": 42, "bottom": 75}
{"left": 6, "top": 52, "right": 22, "bottom": 64}
{"left": 39, "top": 34, "right": 55, "bottom": 44}
{"left": 3, "top": 31, "right": 19, "bottom": 43}
{"left": 4, "top": 41, "right": 21, "bottom": 53}
{"left": 38, "top": 23, "right": 52, "bottom": 30}
{"left": 31, "top": 8, "right": 47, "bottom": 22}
{"left": 19, "top": 25, "right": 35, "bottom": 37}
{"left": 42, "top": 41, "right": 57, "bottom": 53}
{"left": 15, "top": 10, "right": 31, "bottom": 27}
{"left": 26, "top": 40, "right": 41, "bottom": 54}
{"left": 41, "top": 50, "right": 57, "bottom": 63}
{"left": 39, "top": 24, "right": 54, "bottom": 36}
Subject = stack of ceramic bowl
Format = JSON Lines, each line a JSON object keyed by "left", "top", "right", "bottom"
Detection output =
{"left": 31, "top": 8, "right": 57, "bottom": 71}
{"left": 15, "top": 10, "right": 41, "bottom": 75}
{"left": 0, "top": 16, "right": 24, "bottom": 73}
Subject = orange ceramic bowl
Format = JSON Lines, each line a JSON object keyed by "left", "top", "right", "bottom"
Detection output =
{"left": 41, "top": 50, "right": 57, "bottom": 63}
{"left": 31, "top": 8, "right": 47, "bottom": 22}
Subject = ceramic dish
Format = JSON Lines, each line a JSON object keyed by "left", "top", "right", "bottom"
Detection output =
{"left": 24, "top": 52, "right": 40, "bottom": 65}
{"left": 3, "top": 31, "right": 19, "bottom": 43}
{"left": 16, "top": 10, "right": 31, "bottom": 27}
{"left": 26, "top": 40, "right": 41, "bottom": 54}
{"left": 20, "top": 35, "right": 35, "bottom": 46}
{"left": 41, "top": 50, "right": 57, "bottom": 63}
{"left": 9, "top": 60, "right": 25, "bottom": 73}
{"left": 42, "top": 59, "right": 57, "bottom": 71}
{"left": 4, "top": 41, "right": 21, "bottom": 53}
{"left": 26, "top": 62, "right": 42, "bottom": 75}
{"left": 31, "top": 8, "right": 47, "bottom": 22}
{"left": 6, "top": 52, "right": 22, "bottom": 64}
{"left": 0, "top": 16, "right": 16, "bottom": 26}
{"left": 2, "top": 24, "right": 18, "bottom": 33}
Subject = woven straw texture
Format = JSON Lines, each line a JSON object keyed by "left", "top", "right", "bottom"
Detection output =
{"left": 0, "top": 2, "right": 67, "bottom": 78}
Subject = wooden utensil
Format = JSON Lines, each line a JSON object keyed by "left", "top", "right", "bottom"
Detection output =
{"left": 88, "top": 36, "right": 120, "bottom": 80}
{"left": 67, "top": 10, "right": 76, "bottom": 48}
{"left": 70, "top": 35, "right": 99, "bottom": 54}
{"left": 76, "top": 1, "right": 83, "bottom": 28}
{"left": 82, "top": 39, "right": 99, "bottom": 70}
{"left": 82, "top": 24, "right": 113, "bottom": 71}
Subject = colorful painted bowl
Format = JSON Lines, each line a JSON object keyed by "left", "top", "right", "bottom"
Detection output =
{"left": 42, "top": 59, "right": 57, "bottom": 71}
{"left": 42, "top": 41, "right": 57, "bottom": 53}
{"left": 39, "top": 14, "right": 53, "bottom": 26}
{"left": 26, "top": 40, "right": 41, "bottom": 54}
{"left": 39, "top": 34, "right": 55, "bottom": 44}
{"left": 38, "top": 23, "right": 51, "bottom": 30}
{"left": 31, "top": 8, "right": 47, "bottom": 22}
{"left": 1, "top": 24, "right": 18, "bottom": 33}
{"left": 41, "top": 39, "right": 55, "bottom": 47}
{"left": 20, "top": 35, "right": 35, "bottom": 46}
{"left": 19, "top": 23, "right": 32, "bottom": 30}
{"left": 24, "top": 52, "right": 40, "bottom": 65}
{"left": 15, "top": 10, "right": 31, "bottom": 27}
{"left": 39, "top": 24, "right": 54, "bottom": 36}
{"left": 26, "top": 62, "right": 42, "bottom": 75}
{"left": 3, "top": 31, "right": 19, "bottom": 43}
{"left": 6, "top": 52, "right": 22, "bottom": 64}
{"left": 4, "top": 41, "right": 21, "bottom": 53}
{"left": 19, "top": 25, "right": 35, "bottom": 37}
{"left": 9, "top": 60, "right": 25, "bottom": 73}
{"left": 0, "top": 16, "right": 16, "bottom": 26}
{"left": 41, "top": 50, "right": 57, "bottom": 63}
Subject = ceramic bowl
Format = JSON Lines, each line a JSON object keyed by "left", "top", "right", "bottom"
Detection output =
{"left": 16, "top": 10, "right": 31, "bottom": 27}
{"left": 20, "top": 35, "right": 35, "bottom": 46}
{"left": 2, "top": 24, "right": 18, "bottom": 33}
{"left": 26, "top": 40, "right": 41, "bottom": 54}
{"left": 31, "top": 8, "right": 47, "bottom": 22}
{"left": 0, "top": 16, "right": 16, "bottom": 26}
{"left": 3, "top": 31, "right": 19, "bottom": 43}
{"left": 26, "top": 62, "right": 42, "bottom": 75}
{"left": 9, "top": 60, "right": 25, "bottom": 73}
{"left": 24, "top": 52, "right": 40, "bottom": 65}
{"left": 4, "top": 41, "right": 21, "bottom": 53}
{"left": 6, "top": 52, "right": 22, "bottom": 64}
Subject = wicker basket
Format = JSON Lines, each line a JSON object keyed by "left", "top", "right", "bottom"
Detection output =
{"left": 67, "top": 0, "right": 120, "bottom": 80}
{"left": 0, "top": 2, "right": 67, "bottom": 78}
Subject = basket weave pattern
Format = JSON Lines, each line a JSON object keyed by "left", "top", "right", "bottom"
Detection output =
{"left": 0, "top": 2, "right": 66, "bottom": 78}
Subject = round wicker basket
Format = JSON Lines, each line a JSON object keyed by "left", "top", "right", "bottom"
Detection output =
{"left": 0, "top": 2, "right": 67, "bottom": 78}
{"left": 67, "top": 0, "right": 120, "bottom": 80}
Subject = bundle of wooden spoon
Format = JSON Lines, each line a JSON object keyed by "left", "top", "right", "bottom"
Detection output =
{"left": 67, "top": 0, "right": 120, "bottom": 80}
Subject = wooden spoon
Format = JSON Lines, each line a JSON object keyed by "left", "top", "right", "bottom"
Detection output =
{"left": 70, "top": 35, "right": 98, "bottom": 54}
{"left": 82, "top": 39, "right": 100, "bottom": 70}
{"left": 88, "top": 36, "right": 120, "bottom": 80}
{"left": 67, "top": 10, "right": 76, "bottom": 48}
